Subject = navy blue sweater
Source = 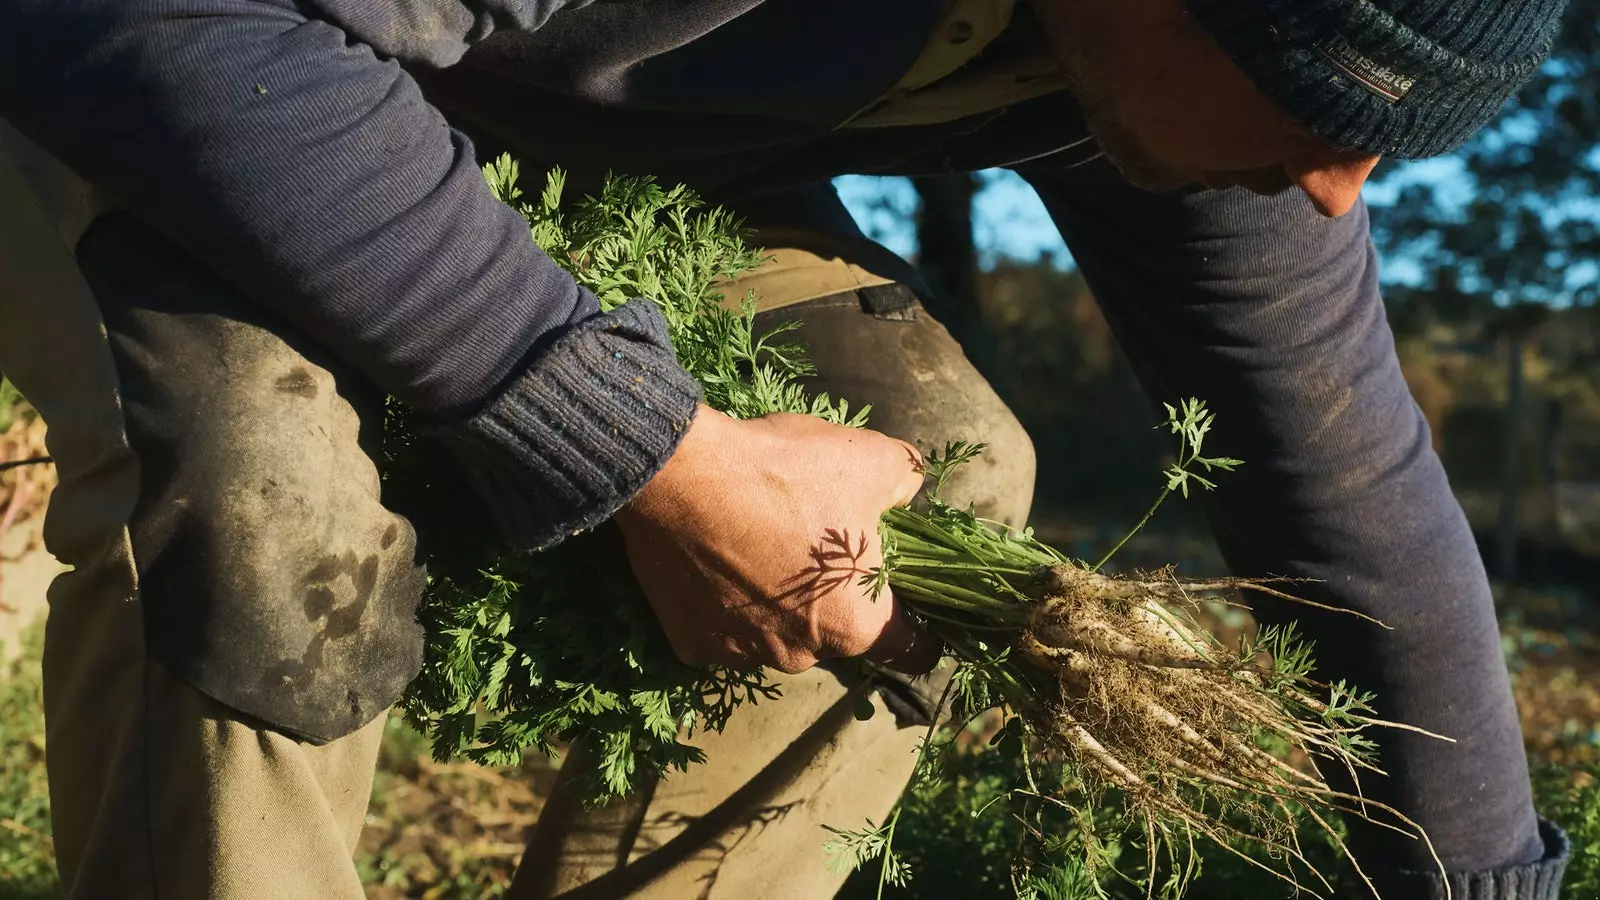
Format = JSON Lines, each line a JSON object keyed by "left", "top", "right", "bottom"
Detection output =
{"left": 0, "top": 0, "right": 1010, "bottom": 546}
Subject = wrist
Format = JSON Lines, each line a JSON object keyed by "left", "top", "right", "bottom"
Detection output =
{"left": 620, "top": 403, "right": 731, "bottom": 527}
{"left": 434, "top": 298, "right": 702, "bottom": 552}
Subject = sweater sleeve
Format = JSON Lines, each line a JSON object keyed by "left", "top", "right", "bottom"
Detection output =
{"left": 0, "top": 0, "right": 702, "bottom": 549}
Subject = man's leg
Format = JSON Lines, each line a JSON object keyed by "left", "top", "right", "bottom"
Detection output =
{"left": 1024, "top": 172, "right": 1567, "bottom": 897}
{"left": 2, "top": 138, "right": 419, "bottom": 897}
{"left": 512, "top": 183, "right": 1036, "bottom": 900}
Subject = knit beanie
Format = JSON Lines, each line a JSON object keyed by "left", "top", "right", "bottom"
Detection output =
{"left": 1185, "top": 0, "right": 1569, "bottom": 159}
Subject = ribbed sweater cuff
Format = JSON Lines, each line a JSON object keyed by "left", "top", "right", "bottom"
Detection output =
{"left": 437, "top": 298, "right": 701, "bottom": 551}
{"left": 1381, "top": 819, "right": 1570, "bottom": 900}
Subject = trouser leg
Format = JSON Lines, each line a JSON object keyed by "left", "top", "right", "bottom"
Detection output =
{"left": 511, "top": 182, "right": 1036, "bottom": 899}
{"left": 1, "top": 136, "right": 418, "bottom": 897}
{"left": 517, "top": 668, "right": 926, "bottom": 900}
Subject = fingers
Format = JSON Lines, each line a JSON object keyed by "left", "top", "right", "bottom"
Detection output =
{"left": 869, "top": 435, "right": 926, "bottom": 509}
{"left": 892, "top": 439, "right": 927, "bottom": 507}
{"left": 858, "top": 592, "right": 943, "bottom": 675}
{"left": 669, "top": 583, "right": 939, "bottom": 677}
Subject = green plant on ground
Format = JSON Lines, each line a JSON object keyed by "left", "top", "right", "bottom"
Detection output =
{"left": 838, "top": 732, "right": 1357, "bottom": 900}
{"left": 849, "top": 747, "right": 1600, "bottom": 899}
{"left": 0, "top": 380, "right": 25, "bottom": 436}
{"left": 397, "top": 159, "right": 1446, "bottom": 899}
{"left": 1533, "top": 764, "right": 1600, "bottom": 899}
{"left": 0, "top": 621, "right": 58, "bottom": 900}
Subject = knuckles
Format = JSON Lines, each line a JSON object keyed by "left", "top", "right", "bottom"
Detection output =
{"left": 768, "top": 651, "right": 818, "bottom": 675}
{"left": 824, "top": 594, "right": 892, "bottom": 659}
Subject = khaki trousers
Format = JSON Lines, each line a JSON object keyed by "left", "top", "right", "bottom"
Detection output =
{"left": 1, "top": 130, "right": 1033, "bottom": 898}
{"left": 2, "top": 124, "right": 389, "bottom": 900}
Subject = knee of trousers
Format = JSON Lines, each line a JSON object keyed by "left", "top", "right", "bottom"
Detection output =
{"left": 77, "top": 214, "right": 426, "bottom": 743}
{"left": 752, "top": 287, "right": 1037, "bottom": 528}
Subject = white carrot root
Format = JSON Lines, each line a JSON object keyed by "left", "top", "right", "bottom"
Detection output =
{"left": 995, "top": 564, "right": 1451, "bottom": 898}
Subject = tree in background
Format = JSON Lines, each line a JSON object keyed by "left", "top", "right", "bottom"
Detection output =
{"left": 911, "top": 173, "right": 987, "bottom": 367}
{"left": 1371, "top": 2, "right": 1600, "bottom": 580}
{"left": 1371, "top": 1, "right": 1600, "bottom": 310}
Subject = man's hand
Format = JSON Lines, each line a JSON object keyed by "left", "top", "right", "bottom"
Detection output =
{"left": 615, "top": 404, "right": 938, "bottom": 676}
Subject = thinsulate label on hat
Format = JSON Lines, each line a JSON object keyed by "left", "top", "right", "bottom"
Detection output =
{"left": 1318, "top": 34, "right": 1416, "bottom": 102}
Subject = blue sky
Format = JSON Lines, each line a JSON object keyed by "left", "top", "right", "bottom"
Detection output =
{"left": 834, "top": 170, "right": 1068, "bottom": 269}
{"left": 833, "top": 160, "right": 1475, "bottom": 284}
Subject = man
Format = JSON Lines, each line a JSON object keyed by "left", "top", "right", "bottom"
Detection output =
{"left": 0, "top": 0, "right": 1573, "bottom": 897}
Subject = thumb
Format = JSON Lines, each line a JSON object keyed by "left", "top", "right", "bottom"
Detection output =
{"left": 885, "top": 438, "right": 926, "bottom": 508}
{"left": 860, "top": 590, "right": 942, "bottom": 675}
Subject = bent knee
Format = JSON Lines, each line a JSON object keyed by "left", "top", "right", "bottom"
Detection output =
{"left": 756, "top": 294, "right": 1037, "bottom": 526}
{"left": 79, "top": 214, "right": 426, "bottom": 741}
